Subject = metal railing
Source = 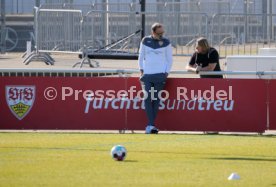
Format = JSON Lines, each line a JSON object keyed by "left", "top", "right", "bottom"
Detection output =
{"left": 3, "top": 1, "right": 275, "bottom": 55}
{"left": 40, "top": 3, "right": 140, "bottom": 13}
{"left": 1, "top": 68, "right": 276, "bottom": 79}
{"left": 23, "top": 8, "right": 209, "bottom": 66}
{"left": 0, "top": 68, "right": 126, "bottom": 77}
{"left": 39, "top": 2, "right": 232, "bottom": 14}
{"left": 23, "top": 8, "right": 84, "bottom": 66}
{"left": 4, "top": 1, "right": 268, "bottom": 15}
{"left": 82, "top": 10, "right": 208, "bottom": 55}
{"left": 211, "top": 13, "right": 276, "bottom": 57}
{"left": 21, "top": 8, "right": 276, "bottom": 65}
{"left": 0, "top": 27, "right": 6, "bottom": 54}
{"left": 0, "top": 0, "right": 6, "bottom": 54}
{"left": 82, "top": 10, "right": 141, "bottom": 53}
{"left": 141, "top": 11, "right": 208, "bottom": 56}
{"left": 37, "top": 9, "right": 83, "bottom": 53}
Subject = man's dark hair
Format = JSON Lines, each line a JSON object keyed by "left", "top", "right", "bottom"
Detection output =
{"left": 151, "top": 23, "right": 163, "bottom": 33}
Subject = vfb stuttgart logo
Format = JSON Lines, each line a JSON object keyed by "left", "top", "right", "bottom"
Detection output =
{"left": 6, "top": 86, "right": 36, "bottom": 120}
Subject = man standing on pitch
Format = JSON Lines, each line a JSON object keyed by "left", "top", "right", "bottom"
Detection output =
{"left": 138, "top": 23, "right": 173, "bottom": 134}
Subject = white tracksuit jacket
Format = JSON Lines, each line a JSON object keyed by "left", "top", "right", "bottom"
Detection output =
{"left": 138, "top": 35, "right": 173, "bottom": 75}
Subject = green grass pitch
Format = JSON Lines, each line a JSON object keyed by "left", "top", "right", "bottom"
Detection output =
{"left": 0, "top": 133, "right": 276, "bottom": 186}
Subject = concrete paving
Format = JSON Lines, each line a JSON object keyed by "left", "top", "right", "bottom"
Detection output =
{"left": 0, "top": 52, "right": 226, "bottom": 78}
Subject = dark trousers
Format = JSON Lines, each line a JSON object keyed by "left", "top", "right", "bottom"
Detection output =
{"left": 140, "top": 73, "right": 167, "bottom": 126}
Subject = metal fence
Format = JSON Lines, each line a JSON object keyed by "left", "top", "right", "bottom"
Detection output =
{"left": 144, "top": 1, "right": 231, "bottom": 15}
{"left": 83, "top": 11, "right": 208, "bottom": 54}
{"left": 22, "top": 6, "right": 276, "bottom": 66}
{"left": 211, "top": 14, "right": 276, "bottom": 57}
{"left": 23, "top": 8, "right": 83, "bottom": 65}
{"left": 40, "top": 3, "right": 140, "bottom": 13}
{"left": 143, "top": 11, "right": 208, "bottom": 55}
{"left": 83, "top": 10, "right": 141, "bottom": 53}
{"left": 0, "top": 0, "right": 6, "bottom": 53}
{"left": 40, "top": 2, "right": 231, "bottom": 14}
{"left": 37, "top": 9, "right": 83, "bottom": 53}
{"left": 1, "top": 68, "right": 276, "bottom": 79}
{"left": 39, "top": 1, "right": 266, "bottom": 15}
{"left": 34, "top": 2, "right": 276, "bottom": 58}
{"left": 24, "top": 8, "right": 209, "bottom": 66}
{"left": 2, "top": 1, "right": 272, "bottom": 15}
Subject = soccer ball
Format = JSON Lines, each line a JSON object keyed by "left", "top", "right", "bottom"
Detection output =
{"left": 110, "top": 145, "right": 127, "bottom": 161}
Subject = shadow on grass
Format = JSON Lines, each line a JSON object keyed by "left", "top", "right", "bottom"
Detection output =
{"left": 207, "top": 157, "right": 276, "bottom": 162}
{"left": 123, "top": 160, "right": 138, "bottom": 163}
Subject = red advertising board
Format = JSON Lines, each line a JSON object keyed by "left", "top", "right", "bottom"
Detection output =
{"left": 1, "top": 77, "right": 126, "bottom": 130}
{"left": 0, "top": 77, "right": 268, "bottom": 132}
{"left": 126, "top": 78, "right": 267, "bottom": 132}
{"left": 269, "top": 80, "right": 276, "bottom": 130}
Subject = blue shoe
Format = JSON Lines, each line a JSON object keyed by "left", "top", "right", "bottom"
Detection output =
{"left": 145, "top": 125, "right": 159, "bottom": 134}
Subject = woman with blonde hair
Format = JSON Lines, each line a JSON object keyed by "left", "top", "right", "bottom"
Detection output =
{"left": 186, "top": 37, "right": 223, "bottom": 78}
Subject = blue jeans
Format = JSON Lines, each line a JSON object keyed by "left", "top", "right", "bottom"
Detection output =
{"left": 140, "top": 73, "right": 167, "bottom": 126}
